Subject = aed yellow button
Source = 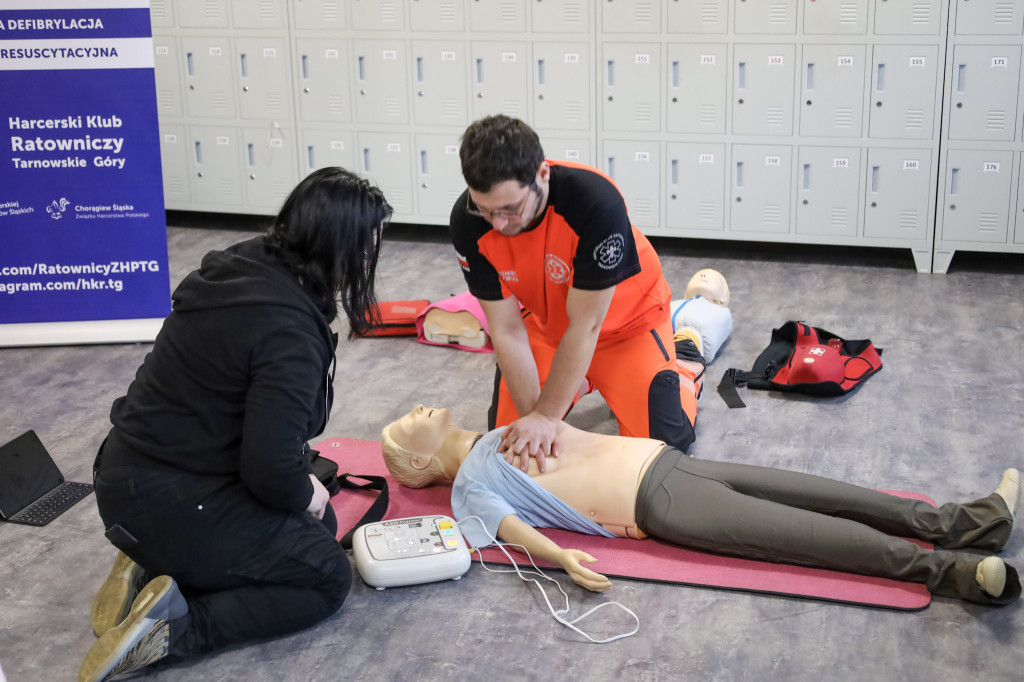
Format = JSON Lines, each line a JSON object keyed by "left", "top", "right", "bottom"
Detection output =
{"left": 438, "top": 520, "right": 453, "bottom": 529}
{"left": 446, "top": 540, "right": 458, "bottom": 548}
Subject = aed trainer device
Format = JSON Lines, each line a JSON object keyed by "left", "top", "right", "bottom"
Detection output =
{"left": 352, "top": 515, "right": 472, "bottom": 590}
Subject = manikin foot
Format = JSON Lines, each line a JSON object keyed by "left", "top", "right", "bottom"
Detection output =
{"left": 994, "top": 468, "right": 1021, "bottom": 519}
{"left": 976, "top": 556, "right": 1007, "bottom": 598}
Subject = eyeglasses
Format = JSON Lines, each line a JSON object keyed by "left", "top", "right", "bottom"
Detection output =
{"left": 466, "top": 182, "right": 538, "bottom": 221}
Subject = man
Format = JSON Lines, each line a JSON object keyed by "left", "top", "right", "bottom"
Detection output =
{"left": 450, "top": 115, "right": 710, "bottom": 470}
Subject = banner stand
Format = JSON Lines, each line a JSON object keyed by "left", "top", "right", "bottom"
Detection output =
{"left": 0, "top": 319, "right": 164, "bottom": 348}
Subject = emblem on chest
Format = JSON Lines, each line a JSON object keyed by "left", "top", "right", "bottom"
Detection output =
{"left": 545, "top": 254, "right": 571, "bottom": 284}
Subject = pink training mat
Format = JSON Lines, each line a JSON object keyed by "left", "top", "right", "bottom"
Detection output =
{"left": 317, "top": 437, "right": 932, "bottom": 610}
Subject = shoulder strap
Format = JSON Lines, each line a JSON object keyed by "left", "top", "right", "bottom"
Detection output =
{"left": 717, "top": 368, "right": 750, "bottom": 408}
{"left": 336, "top": 473, "right": 389, "bottom": 551}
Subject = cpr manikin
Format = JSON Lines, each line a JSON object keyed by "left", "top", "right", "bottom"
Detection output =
{"left": 422, "top": 308, "right": 490, "bottom": 350}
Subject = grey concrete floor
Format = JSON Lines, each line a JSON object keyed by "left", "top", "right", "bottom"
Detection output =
{"left": 2, "top": 219, "right": 1023, "bottom": 681}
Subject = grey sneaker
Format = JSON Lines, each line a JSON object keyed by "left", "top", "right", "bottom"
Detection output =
{"left": 79, "top": 576, "right": 188, "bottom": 682}
{"left": 90, "top": 551, "right": 146, "bottom": 636}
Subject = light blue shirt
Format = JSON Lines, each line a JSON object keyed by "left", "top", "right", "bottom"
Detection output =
{"left": 451, "top": 428, "right": 618, "bottom": 548}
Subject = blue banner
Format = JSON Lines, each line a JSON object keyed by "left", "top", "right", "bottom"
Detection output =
{"left": 0, "top": 1, "right": 170, "bottom": 340}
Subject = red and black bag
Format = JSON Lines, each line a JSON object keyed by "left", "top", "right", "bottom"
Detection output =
{"left": 718, "top": 321, "right": 882, "bottom": 408}
{"left": 355, "top": 300, "right": 431, "bottom": 337}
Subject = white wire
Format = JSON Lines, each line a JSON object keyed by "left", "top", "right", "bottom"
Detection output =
{"left": 455, "top": 516, "right": 640, "bottom": 644}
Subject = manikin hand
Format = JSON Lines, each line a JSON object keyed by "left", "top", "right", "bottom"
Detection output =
{"left": 306, "top": 473, "right": 330, "bottom": 520}
{"left": 558, "top": 549, "right": 611, "bottom": 592}
{"left": 498, "top": 411, "right": 561, "bottom": 473}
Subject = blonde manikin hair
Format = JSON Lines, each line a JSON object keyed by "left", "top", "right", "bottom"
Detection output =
{"left": 380, "top": 422, "right": 451, "bottom": 488}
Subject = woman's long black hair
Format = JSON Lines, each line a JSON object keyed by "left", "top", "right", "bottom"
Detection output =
{"left": 266, "top": 167, "right": 392, "bottom": 334}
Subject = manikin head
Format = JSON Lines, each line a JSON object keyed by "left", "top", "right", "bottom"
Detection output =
{"left": 381, "top": 405, "right": 462, "bottom": 488}
{"left": 683, "top": 268, "right": 730, "bottom": 307}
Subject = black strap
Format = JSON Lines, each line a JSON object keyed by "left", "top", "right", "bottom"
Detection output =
{"left": 717, "top": 368, "right": 749, "bottom": 409}
{"left": 336, "top": 473, "right": 389, "bottom": 550}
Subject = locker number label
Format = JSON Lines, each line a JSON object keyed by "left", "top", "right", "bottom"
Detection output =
{"left": 164, "top": 133, "right": 177, "bottom": 143}
{"left": 564, "top": 53, "right": 579, "bottom": 64}
{"left": 216, "top": 136, "right": 230, "bottom": 145}
{"left": 330, "top": 140, "right": 345, "bottom": 150}
{"left": 209, "top": 47, "right": 222, "bottom": 57}
{"left": 984, "top": 162, "right": 1001, "bottom": 173}
{"left": 992, "top": 57, "right": 1008, "bottom": 68}
{"left": 635, "top": 54, "right": 651, "bottom": 65}
{"left": 765, "top": 156, "right": 782, "bottom": 167}
{"left": 263, "top": 48, "right": 276, "bottom": 58}
{"left": 903, "top": 160, "right": 920, "bottom": 170}
{"left": 269, "top": 138, "right": 283, "bottom": 148}
{"left": 441, "top": 51, "right": 456, "bottom": 62}
{"left": 768, "top": 55, "right": 784, "bottom": 66}
{"left": 386, "top": 143, "right": 401, "bottom": 152}
{"left": 325, "top": 49, "right": 339, "bottom": 59}
{"left": 156, "top": 46, "right": 168, "bottom": 55}
{"left": 909, "top": 57, "right": 926, "bottom": 68}
{"left": 635, "top": 151, "right": 650, "bottom": 162}
{"left": 445, "top": 145, "right": 459, "bottom": 154}
{"left": 699, "top": 154, "right": 715, "bottom": 164}
{"left": 502, "top": 52, "right": 517, "bottom": 62}
{"left": 700, "top": 55, "right": 716, "bottom": 65}
{"left": 837, "top": 56, "right": 854, "bottom": 67}
{"left": 565, "top": 149, "right": 581, "bottom": 160}
{"left": 833, "top": 158, "right": 850, "bottom": 168}
{"left": 382, "top": 50, "right": 397, "bottom": 61}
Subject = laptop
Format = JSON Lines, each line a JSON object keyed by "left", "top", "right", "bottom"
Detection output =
{"left": 0, "top": 430, "right": 94, "bottom": 526}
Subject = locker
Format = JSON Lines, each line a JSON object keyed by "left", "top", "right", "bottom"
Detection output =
{"left": 241, "top": 126, "right": 299, "bottom": 211}
{"left": 532, "top": 0, "right": 589, "bottom": 33}
{"left": 538, "top": 137, "right": 592, "bottom": 166}
{"left": 941, "top": 150, "right": 1013, "bottom": 243}
{"left": 799, "top": 45, "right": 866, "bottom": 138}
{"left": 863, "top": 148, "right": 931, "bottom": 240}
{"left": 177, "top": 0, "right": 228, "bottom": 28}
{"left": 181, "top": 37, "right": 237, "bottom": 119}
{"left": 296, "top": 39, "right": 353, "bottom": 123}
{"left": 415, "top": 134, "right": 467, "bottom": 218}
{"left": 232, "top": 0, "right": 286, "bottom": 29}
{"left": 732, "top": 44, "right": 796, "bottom": 136}
{"left": 948, "top": 46, "right": 1021, "bottom": 142}
{"left": 410, "top": 0, "right": 465, "bottom": 31}
{"left": 874, "top": 0, "right": 941, "bottom": 35}
{"left": 1016, "top": 153, "right": 1024, "bottom": 244}
{"left": 187, "top": 126, "right": 243, "bottom": 207}
{"left": 868, "top": 45, "right": 939, "bottom": 140}
{"left": 533, "top": 43, "right": 591, "bottom": 130}
{"left": 357, "top": 133, "right": 414, "bottom": 215}
{"left": 665, "top": 143, "right": 726, "bottom": 232}
{"left": 666, "top": 0, "right": 728, "bottom": 34}
{"left": 412, "top": 41, "right": 470, "bottom": 127}
{"left": 470, "top": 42, "right": 530, "bottom": 121}
{"left": 469, "top": 0, "right": 526, "bottom": 33}
{"left": 666, "top": 43, "right": 727, "bottom": 134}
{"left": 955, "top": 0, "right": 1024, "bottom": 36}
{"left": 735, "top": 0, "right": 796, "bottom": 34}
{"left": 795, "top": 146, "right": 861, "bottom": 237}
{"left": 730, "top": 145, "right": 793, "bottom": 234}
{"left": 603, "top": 141, "right": 661, "bottom": 229}
{"left": 149, "top": 0, "right": 174, "bottom": 28}
{"left": 235, "top": 38, "right": 291, "bottom": 121}
{"left": 602, "top": 0, "right": 661, "bottom": 33}
{"left": 153, "top": 37, "right": 183, "bottom": 119}
{"left": 353, "top": 41, "right": 410, "bottom": 125}
{"left": 351, "top": 0, "right": 405, "bottom": 30}
{"left": 602, "top": 44, "right": 660, "bottom": 132}
{"left": 159, "top": 126, "right": 190, "bottom": 205}
{"left": 292, "top": 0, "right": 347, "bottom": 30}
{"left": 803, "top": 0, "right": 867, "bottom": 35}
{"left": 300, "top": 130, "right": 356, "bottom": 175}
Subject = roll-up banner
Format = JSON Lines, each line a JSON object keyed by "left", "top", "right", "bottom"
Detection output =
{"left": 0, "top": 0, "right": 170, "bottom": 347}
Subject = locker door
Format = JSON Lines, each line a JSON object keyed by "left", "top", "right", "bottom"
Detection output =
{"left": 667, "top": 0, "right": 728, "bottom": 34}
{"left": 149, "top": 0, "right": 174, "bottom": 28}
{"left": 415, "top": 135, "right": 466, "bottom": 218}
{"left": 795, "top": 146, "right": 861, "bottom": 237}
{"left": 292, "top": 0, "right": 347, "bottom": 30}
{"left": 188, "top": 126, "right": 243, "bottom": 207}
{"left": 735, "top": 0, "right": 796, "bottom": 34}
{"left": 1016, "top": 153, "right": 1024, "bottom": 244}
{"left": 177, "top": 0, "right": 228, "bottom": 28}
{"left": 868, "top": 46, "right": 939, "bottom": 140}
{"left": 603, "top": 44, "right": 660, "bottom": 133}
{"left": 733, "top": 45, "right": 796, "bottom": 136}
{"left": 296, "top": 39, "right": 352, "bottom": 123}
{"left": 955, "top": 0, "right": 1024, "bottom": 35}
{"left": 603, "top": 141, "right": 661, "bottom": 229}
{"left": 863, "top": 148, "right": 931, "bottom": 240}
{"left": 299, "top": 130, "right": 355, "bottom": 175}
{"left": 353, "top": 41, "right": 410, "bottom": 125}
{"left": 235, "top": 38, "right": 291, "bottom": 121}
{"left": 941, "top": 150, "right": 1013, "bottom": 243}
{"left": 242, "top": 126, "right": 298, "bottom": 211}
{"left": 602, "top": 0, "right": 662, "bottom": 33}
{"left": 533, "top": 43, "right": 590, "bottom": 130}
{"left": 730, "top": 145, "right": 792, "bottom": 234}
{"left": 667, "top": 44, "right": 727, "bottom": 134}
{"left": 351, "top": 0, "right": 405, "bottom": 30}
{"left": 471, "top": 42, "right": 529, "bottom": 121}
{"left": 948, "top": 46, "right": 1021, "bottom": 142}
{"left": 412, "top": 41, "right": 469, "bottom": 127}
{"left": 803, "top": 0, "right": 867, "bottom": 35}
{"left": 153, "top": 37, "right": 183, "bottom": 119}
{"left": 159, "top": 126, "right": 190, "bottom": 206}
{"left": 410, "top": 0, "right": 465, "bottom": 31}
{"left": 532, "top": 0, "right": 589, "bottom": 33}
{"left": 666, "top": 143, "right": 725, "bottom": 232}
{"left": 539, "top": 137, "right": 592, "bottom": 166}
{"left": 358, "top": 133, "right": 414, "bottom": 215}
{"left": 231, "top": 0, "right": 286, "bottom": 29}
{"left": 469, "top": 0, "right": 526, "bottom": 33}
{"left": 874, "top": 0, "right": 941, "bottom": 35}
{"left": 181, "top": 37, "right": 236, "bottom": 119}
{"left": 799, "top": 45, "right": 866, "bottom": 138}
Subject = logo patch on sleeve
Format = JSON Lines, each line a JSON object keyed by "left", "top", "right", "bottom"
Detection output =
{"left": 594, "top": 234, "right": 625, "bottom": 270}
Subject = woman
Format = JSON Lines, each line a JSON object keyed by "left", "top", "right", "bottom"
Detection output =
{"left": 81, "top": 168, "right": 392, "bottom": 682}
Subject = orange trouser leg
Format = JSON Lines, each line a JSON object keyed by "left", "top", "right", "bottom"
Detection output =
{"left": 489, "top": 320, "right": 558, "bottom": 429}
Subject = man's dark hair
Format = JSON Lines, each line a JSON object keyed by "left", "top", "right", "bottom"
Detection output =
{"left": 266, "top": 167, "right": 392, "bottom": 334}
{"left": 459, "top": 115, "right": 545, "bottom": 192}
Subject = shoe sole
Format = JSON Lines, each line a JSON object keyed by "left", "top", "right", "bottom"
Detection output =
{"left": 90, "top": 552, "right": 145, "bottom": 636}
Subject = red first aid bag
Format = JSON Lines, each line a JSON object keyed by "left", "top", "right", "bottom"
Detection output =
{"left": 355, "top": 300, "right": 431, "bottom": 337}
{"left": 718, "top": 321, "right": 882, "bottom": 408}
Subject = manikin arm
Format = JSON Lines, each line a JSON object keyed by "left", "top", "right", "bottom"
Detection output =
{"left": 496, "top": 514, "right": 612, "bottom": 592}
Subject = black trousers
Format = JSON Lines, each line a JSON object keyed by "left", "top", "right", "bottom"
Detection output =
{"left": 93, "top": 457, "right": 351, "bottom": 657}
{"left": 635, "top": 447, "right": 1020, "bottom": 605}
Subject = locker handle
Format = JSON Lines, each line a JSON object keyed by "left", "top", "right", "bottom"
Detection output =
{"left": 670, "top": 159, "right": 678, "bottom": 185}
{"left": 307, "top": 145, "right": 315, "bottom": 170}
{"left": 416, "top": 57, "right": 424, "bottom": 83}
{"left": 671, "top": 61, "right": 679, "bottom": 88}
{"left": 876, "top": 63, "right": 885, "bottom": 91}
{"left": 363, "top": 148, "right": 371, "bottom": 173}
{"left": 737, "top": 62, "right": 746, "bottom": 90}
{"left": 247, "top": 143, "right": 255, "bottom": 168}
{"left": 186, "top": 52, "right": 194, "bottom": 77}
{"left": 607, "top": 60, "right": 615, "bottom": 87}
{"left": 420, "top": 150, "right": 428, "bottom": 175}
{"left": 805, "top": 63, "right": 814, "bottom": 91}
{"left": 956, "top": 64, "right": 966, "bottom": 93}
{"left": 476, "top": 58, "right": 483, "bottom": 84}
{"left": 301, "top": 55, "right": 309, "bottom": 80}
{"left": 802, "top": 164, "right": 810, "bottom": 191}
{"left": 607, "top": 157, "right": 615, "bottom": 179}
{"left": 537, "top": 59, "right": 545, "bottom": 86}
{"left": 194, "top": 140, "right": 202, "bottom": 164}
{"left": 357, "top": 56, "right": 365, "bottom": 81}
{"left": 949, "top": 168, "right": 959, "bottom": 196}
{"left": 735, "top": 161, "right": 743, "bottom": 188}
{"left": 240, "top": 53, "right": 248, "bottom": 79}
{"left": 870, "top": 166, "right": 879, "bottom": 193}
